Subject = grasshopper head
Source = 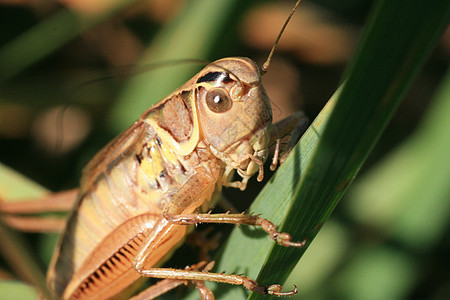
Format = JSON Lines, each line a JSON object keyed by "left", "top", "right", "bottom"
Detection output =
{"left": 195, "top": 57, "right": 273, "bottom": 189}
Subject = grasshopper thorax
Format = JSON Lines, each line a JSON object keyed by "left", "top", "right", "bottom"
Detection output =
{"left": 195, "top": 57, "right": 273, "bottom": 190}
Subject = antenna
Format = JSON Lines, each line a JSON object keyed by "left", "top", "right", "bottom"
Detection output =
{"left": 260, "top": 0, "right": 302, "bottom": 75}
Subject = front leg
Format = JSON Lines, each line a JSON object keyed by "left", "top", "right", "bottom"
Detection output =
{"left": 271, "top": 111, "right": 308, "bottom": 170}
{"left": 164, "top": 212, "right": 306, "bottom": 248}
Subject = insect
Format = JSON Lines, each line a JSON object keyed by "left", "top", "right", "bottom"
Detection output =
{"left": 1, "top": 1, "right": 307, "bottom": 299}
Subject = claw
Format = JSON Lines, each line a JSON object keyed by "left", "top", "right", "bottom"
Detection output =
{"left": 276, "top": 233, "right": 306, "bottom": 248}
{"left": 283, "top": 239, "right": 307, "bottom": 248}
{"left": 267, "top": 284, "right": 298, "bottom": 296}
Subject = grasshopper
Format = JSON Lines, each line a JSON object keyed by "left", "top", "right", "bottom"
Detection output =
{"left": 1, "top": 1, "right": 307, "bottom": 299}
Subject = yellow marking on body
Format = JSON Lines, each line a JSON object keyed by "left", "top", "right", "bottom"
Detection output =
{"left": 139, "top": 156, "right": 157, "bottom": 184}
{"left": 159, "top": 141, "right": 181, "bottom": 166}
{"left": 140, "top": 142, "right": 164, "bottom": 183}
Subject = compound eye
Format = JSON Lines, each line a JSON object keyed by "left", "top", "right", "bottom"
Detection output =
{"left": 205, "top": 88, "right": 232, "bottom": 113}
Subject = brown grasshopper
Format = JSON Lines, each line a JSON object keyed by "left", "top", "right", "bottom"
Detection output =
{"left": 1, "top": 1, "right": 308, "bottom": 299}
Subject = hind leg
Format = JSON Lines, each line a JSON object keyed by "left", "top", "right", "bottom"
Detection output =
{"left": 0, "top": 189, "right": 78, "bottom": 232}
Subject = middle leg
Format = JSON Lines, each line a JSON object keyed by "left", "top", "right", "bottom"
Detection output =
{"left": 163, "top": 212, "right": 306, "bottom": 247}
